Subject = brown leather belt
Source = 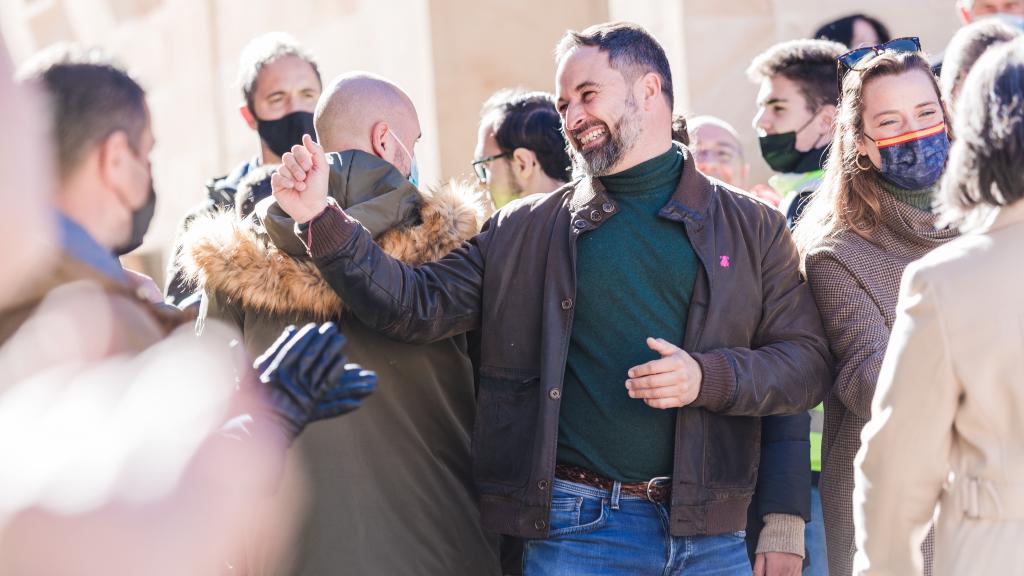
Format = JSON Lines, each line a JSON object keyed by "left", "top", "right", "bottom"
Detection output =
{"left": 555, "top": 463, "right": 672, "bottom": 504}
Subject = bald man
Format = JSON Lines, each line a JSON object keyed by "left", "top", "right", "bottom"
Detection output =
{"left": 179, "top": 72, "right": 501, "bottom": 576}
{"left": 686, "top": 115, "right": 750, "bottom": 189}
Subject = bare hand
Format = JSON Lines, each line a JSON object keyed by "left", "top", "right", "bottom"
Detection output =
{"left": 754, "top": 551, "right": 803, "bottom": 576}
{"left": 625, "top": 337, "right": 702, "bottom": 409}
{"left": 270, "top": 134, "right": 331, "bottom": 224}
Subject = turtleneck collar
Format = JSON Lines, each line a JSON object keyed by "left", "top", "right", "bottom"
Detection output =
{"left": 879, "top": 178, "right": 936, "bottom": 212}
{"left": 598, "top": 144, "right": 683, "bottom": 196}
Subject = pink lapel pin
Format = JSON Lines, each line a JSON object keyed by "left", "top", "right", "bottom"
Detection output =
{"left": 719, "top": 255, "right": 731, "bottom": 268}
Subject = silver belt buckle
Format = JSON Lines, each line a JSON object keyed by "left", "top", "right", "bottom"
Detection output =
{"left": 646, "top": 476, "right": 671, "bottom": 502}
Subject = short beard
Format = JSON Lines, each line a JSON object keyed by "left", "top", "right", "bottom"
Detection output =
{"left": 568, "top": 95, "right": 643, "bottom": 177}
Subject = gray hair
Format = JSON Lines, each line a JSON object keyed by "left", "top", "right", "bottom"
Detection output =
{"left": 940, "top": 19, "right": 1021, "bottom": 105}
{"left": 21, "top": 44, "right": 147, "bottom": 179}
{"left": 236, "top": 32, "right": 321, "bottom": 113}
{"left": 940, "top": 38, "right": 1024, "bottom": 228}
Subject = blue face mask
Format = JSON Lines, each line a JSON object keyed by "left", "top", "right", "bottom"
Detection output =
{"left": 867, "top": 122, "right": 949, "bottom": 190}
{"left": 388, "top": 128, "right": 419, "bottom": 188}
{"left": 985, "top": 13, "right": 1024, "bottom": 32}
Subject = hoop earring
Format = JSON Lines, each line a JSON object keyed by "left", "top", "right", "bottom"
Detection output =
{"left": 856, "top": 155, "right": 873, "bottom": 171}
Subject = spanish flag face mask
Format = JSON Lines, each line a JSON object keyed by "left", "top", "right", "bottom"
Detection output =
{"left": 865, "top": 122, "right": 950, "bottom": 190}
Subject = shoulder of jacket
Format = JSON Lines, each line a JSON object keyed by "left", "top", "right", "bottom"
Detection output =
{"left": 711, "top": 180, "right": 788, "bottom": 233}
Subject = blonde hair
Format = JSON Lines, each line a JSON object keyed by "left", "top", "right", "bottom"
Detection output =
{"left": 792, "top": 51, "right": 947, "bottom": 259}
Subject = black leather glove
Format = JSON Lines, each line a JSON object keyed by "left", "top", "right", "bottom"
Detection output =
{"left": 254, "top": 322, "right": 376, "bottom": 439}
{"left": 312, "top": 363, "right": 377, "bottom": 420}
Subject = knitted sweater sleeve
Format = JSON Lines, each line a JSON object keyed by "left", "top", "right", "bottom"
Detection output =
{"left": 805, "top": 250, "right": 889, "bottom": 420}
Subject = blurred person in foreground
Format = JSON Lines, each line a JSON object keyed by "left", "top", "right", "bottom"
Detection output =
{"left": 164, "top": 32, "right": 322, "bottom": 307}
{"left": 0, "top": 33, "right": 55, "bottom": 308}
{"left": 181, "top": 71, "right": 500, "bottom": 576}
{"left": 793, "top": 37, "right": 959, "bottom": 576}
{"left": 853, "top": 37, "right": 1024, "bottom": 576}
{"left": 939, "top": 18, "right": 1021, "bottom": 106}
{"left": 473, "top": 89, "right": 571, "bottom": 207}
{"left": 0, "top": 45, "right": 375, "bottom": 575}
{"left": 271, "top": 21, "right": 830, "bottom": 575}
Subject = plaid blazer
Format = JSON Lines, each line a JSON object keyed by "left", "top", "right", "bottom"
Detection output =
{"left": 804, "top": 184, "right": 957, "bottom": 576}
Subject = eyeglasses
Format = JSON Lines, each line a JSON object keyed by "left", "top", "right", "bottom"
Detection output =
{"left": 471, "top": 152, "right": 511, "bottom": 181}
{"left": 836, "top": 37, "right": 922, "bottom": 93}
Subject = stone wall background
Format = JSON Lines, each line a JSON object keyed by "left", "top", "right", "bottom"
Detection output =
{"left": 0, "top": 0, "right": 958, "bottom": 282}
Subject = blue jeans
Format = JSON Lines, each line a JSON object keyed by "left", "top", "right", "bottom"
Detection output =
{"left": 523, "top": 478, "right": 751, "bottom": 575}
{"left": 803, "top": 485, "right": 828, "bottom": 575}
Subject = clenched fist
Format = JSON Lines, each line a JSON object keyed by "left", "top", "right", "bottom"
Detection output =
{"left": 271, "top": 133, "right": 332, "bottom": 224}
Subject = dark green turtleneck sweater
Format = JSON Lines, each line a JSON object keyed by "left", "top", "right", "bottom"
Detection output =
{"left": 880, "top": 178, "right": 935, "bottom": 212}
{"left": 556, "top": 144, "right": 700, "bottom": 482}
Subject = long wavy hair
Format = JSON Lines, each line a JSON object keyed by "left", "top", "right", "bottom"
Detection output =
{"left": 793, "top": 51, "right": 949, "bottom": 259}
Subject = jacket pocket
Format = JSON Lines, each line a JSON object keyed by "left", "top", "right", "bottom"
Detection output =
{"left": 472, "top": 367, "right": 540, "bottom": 489}
{"left": 704, "top": 413, "right": 761, "bottom": 489}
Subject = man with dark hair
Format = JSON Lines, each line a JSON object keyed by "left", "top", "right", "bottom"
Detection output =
{"left": 271, "top": 20, "right": 830, "bottom": 574}
{"left": 473, "top": 89, "right": 571, "bottom": 206}
{"left": 748, "top": 39, "right": 845, "bottom": 226}
{"left": 164, "top": 32, "right": 322, "bottom": 306}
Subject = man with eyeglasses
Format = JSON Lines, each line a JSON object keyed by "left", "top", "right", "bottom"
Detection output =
{"left": 685, "top": 115, "right": 751, "bottom": 191}
{"left": 472, "top": 89, "right": 572, "bottom": 207}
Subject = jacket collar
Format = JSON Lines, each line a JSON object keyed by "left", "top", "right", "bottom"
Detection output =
{"left": 179, "top": 179, "right": 489, "bottom": 320}
{"left": 567, "top": 144, "right": 714, "bottom": 233}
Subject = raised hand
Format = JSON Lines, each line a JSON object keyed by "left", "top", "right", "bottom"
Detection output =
{"left": 625, "top": 337, "right": 703, "bottom": 409}
{"left": 271, "top": 133, "right": 332, "bottom": 224}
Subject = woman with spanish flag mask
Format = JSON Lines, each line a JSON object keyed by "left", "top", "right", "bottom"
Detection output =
{"left": 792, "top": 37, "right": 958, "bottom": 576}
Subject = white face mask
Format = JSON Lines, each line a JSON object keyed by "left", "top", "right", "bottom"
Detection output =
{"left": 984, "top": 12, "right": 1024, "bottom": 31}
{"left": 388, "top": 128, "right": 419, "bottom": 187}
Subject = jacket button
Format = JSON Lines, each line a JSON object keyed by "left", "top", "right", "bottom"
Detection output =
{"left": 537, "top": 480, "right": 550, "bottom": 491}
{"left": 573, "top": 219, "right": 587, "bottom": 229}
{"left": 602, "top": 202, "right": 614, "bottom": 213}
{"left": 590, "top": 210, "right": 603, "bottom": 221}
{"left": 534, "top": 519, "right": 546, "bottom": 530}
{"left": 561, "top": 298, "right": 573, "bottom": 310}
{"left": 549, "top": 388, "right": 561, "bottom": 400}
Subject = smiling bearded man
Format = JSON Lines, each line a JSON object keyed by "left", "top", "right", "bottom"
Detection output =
{"left": 268, "top": 21, "right": 831, "bottom": 576}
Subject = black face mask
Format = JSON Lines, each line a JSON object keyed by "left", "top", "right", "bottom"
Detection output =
{"left": 115, "top": 183, "right": 156, "bottom": 256}
{"left": 256, "top": 110, "right": 316, "bottom": 158}
{"left": 759, "top": 131, "right": 805, "bottom": 173}
{"left": 758, "top": 111, "right": 824, "bottom": 173}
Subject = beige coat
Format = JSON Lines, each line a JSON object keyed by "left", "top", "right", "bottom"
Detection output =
{"left": 853, "top": 199, "right": 1024, "bottom": 576}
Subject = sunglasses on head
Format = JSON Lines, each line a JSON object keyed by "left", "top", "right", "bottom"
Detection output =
{"left": 836, "top": 37, "right": 922, "bottom": 93}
